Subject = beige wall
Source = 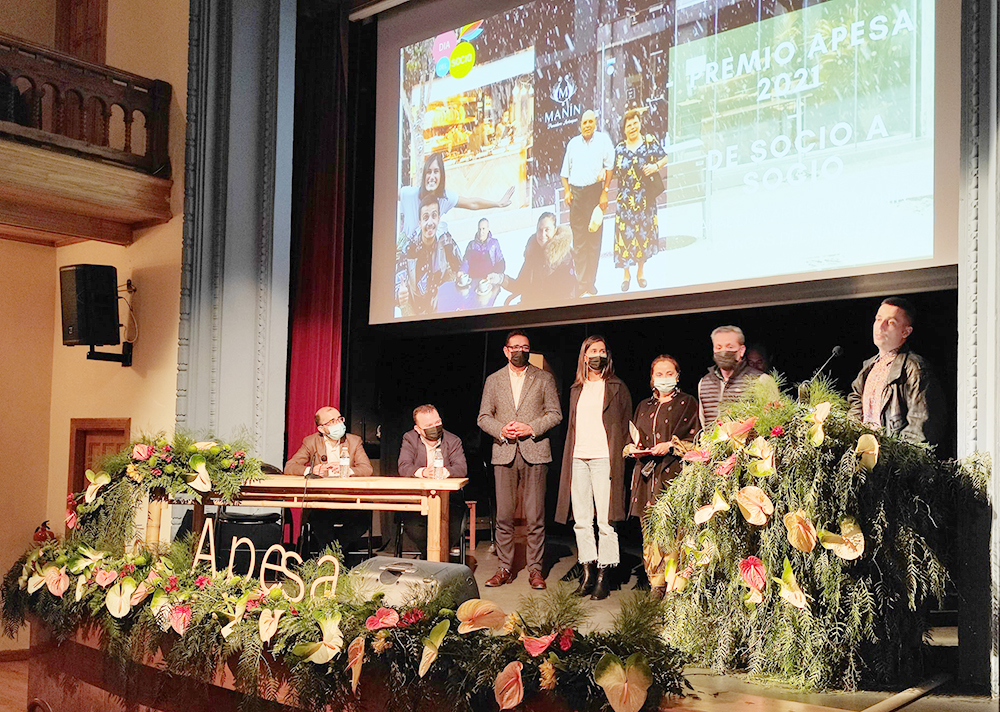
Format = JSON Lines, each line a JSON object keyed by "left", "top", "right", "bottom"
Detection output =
{"left": 1, "top": 0, "right": 189, "bottom": 654}
{"left": 0, "top": 0, "right": 57, "bottom": 47}
{"left": 0, "top": 240, "right": 55, "bottom": 652}
{"left": 43, "top": 0, "right": 189, "bottom": 534}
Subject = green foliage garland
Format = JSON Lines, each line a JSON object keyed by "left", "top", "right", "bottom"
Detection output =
{"left": 644, "top": 376, "right": 989, "bottom": 690}
{"left": 4, "top": 435, "right": 687, "bottom": 712}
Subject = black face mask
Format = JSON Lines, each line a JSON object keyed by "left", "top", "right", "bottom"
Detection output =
{"left": 588, "top": 355, "right": 608, "bottom": 371}
{"left": 713, "top": 350, "right": 739, "bottom": 371}
{"left": 509, "top": 350, "right": 529, "bottom": 368}
{"left": 422, "top": 425, "right": 443, "bottom": 442}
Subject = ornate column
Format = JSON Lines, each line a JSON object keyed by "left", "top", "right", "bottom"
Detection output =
{"left": 958, "top": 0, "right": 999, "bottom": 694}
{"left": 177, "top": 0, "right": 296, "bottom": 465}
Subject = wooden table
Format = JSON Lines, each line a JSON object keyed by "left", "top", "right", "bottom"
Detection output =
{"left": 193, "top": 476, "right": 468, "bottom": 562}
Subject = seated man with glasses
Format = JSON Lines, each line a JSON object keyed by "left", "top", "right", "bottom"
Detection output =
{"left": 285, "top": 406, "right": 374, "bottom": 556}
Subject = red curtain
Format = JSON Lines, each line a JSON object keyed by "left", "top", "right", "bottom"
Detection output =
{"left": 285, "top": 8, "right": 349, "bottom": 473}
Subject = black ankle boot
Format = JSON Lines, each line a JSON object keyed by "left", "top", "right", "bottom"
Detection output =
{"left": 573, "top": 561, "right": 597, "bottom": 597}
{"left": 590, "top": 565, "right": 614, "bottom": 600}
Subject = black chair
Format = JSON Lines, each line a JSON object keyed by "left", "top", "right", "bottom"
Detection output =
{"left": 394, "top": 495, "right": 470, "bottom": 565}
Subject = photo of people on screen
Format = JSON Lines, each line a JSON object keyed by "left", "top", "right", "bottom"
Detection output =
{"left": 382, "top": 0, "right": 937, "bottom": 323}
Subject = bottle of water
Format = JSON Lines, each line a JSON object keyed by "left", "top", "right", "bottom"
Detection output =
{"left": 432, "top": 447, "right": 444, "bottom": 479}
{"left": 339, "top": 442, "right": 351, "bottom": 478}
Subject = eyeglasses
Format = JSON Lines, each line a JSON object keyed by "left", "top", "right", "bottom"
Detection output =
{"left": 506, "top": 345, "right": 530, "bottom": 352}
{"left": 321, "top": 416, "right": 345, "bottom": 427}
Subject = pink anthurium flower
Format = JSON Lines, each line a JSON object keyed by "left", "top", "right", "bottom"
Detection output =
{"left": 714, "top": 417, "right": 757, "bottom": 446}
{"left": 170, "top": 605, "right": 193, "bottom": 635}
{"left": 258, "top": 608, "right": 284, "bottom": 644}
{"left": 694, "top": 490, "right": 730, "bottom": 525}
{"left": 818, "top": 517, "right": 866, "bottom": 560}
{"left": 738, "top": 556, "right": 767, "bottom": 592}
{"left": 418, "top": 619, "right": 450, "bottom": 678}
{"left": 347, "top": 635, "right": 365, "bottom": 692}
{"left": 130, "top": 581, "right": 153, "bottom": 606}
{"left": 805, "top": 402, "right": 832, "bottom": 446}
{"left": 456, "top": 599, "right": 506, "bottom": 634}
{"left": 521, "top": 631, "right": 558, "bottom": 657}
{"left": 682, "top": 448, "right": 712, "bottom": 463}
{"left": 736, "top": 486, "right": 774, "bottom": 526}
{"left": 494, "top": 661, "right": 524, "bottom": 711}
{"left": 364, "top": 606, "right": 396, "bottom": 630}
{"left": 773, "top": 558, "right": 809, "bottom": 609}
{"left": 594, "top": 652, "right": 653, "bottom": 712}
{"left": 132, "top": 443, "right": 154, "bottom": 461}
{"left": 95, "top": 569, "right": 118, "bottom": 588}
{"left": 715, "top": 453, "right": 738, "bottom": 477}
{"left": 43, "top": 566, "right": 69, "bottom": 598}
{"left": 365, "top": 606, "right": 400, "bottom": 631}
{"left": 783, "top": 510, "right": 818, "bottom": 553}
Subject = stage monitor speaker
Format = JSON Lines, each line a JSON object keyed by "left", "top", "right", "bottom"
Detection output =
{"left": 347, "top": 556, "right": 479, "bottom": 608}
{"left": 59, "top": 264, "right": 120, "bottom": 346}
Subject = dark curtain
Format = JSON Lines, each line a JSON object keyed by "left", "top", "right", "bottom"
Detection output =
{"left": 285, "top": 6, "right": 349, "bottom": 466}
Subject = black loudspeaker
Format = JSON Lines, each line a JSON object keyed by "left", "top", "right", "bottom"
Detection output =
{"left": 216, "top": 511, "right": 284, "bottom": 577}
{"left": 59, "top": 264, "right": 120, "bottom": 346}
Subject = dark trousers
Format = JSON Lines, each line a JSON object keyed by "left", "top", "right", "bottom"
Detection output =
{"left": 307, "top": 509, "right": 371, "bottom": 556}
{"left": 494, "top": 449, "right": 547, "bottom": 572}
{"left": 569, "top": 182, "right": 605, "bottom": 293}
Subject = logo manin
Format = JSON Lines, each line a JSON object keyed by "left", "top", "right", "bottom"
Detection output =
{"left": 551, "top": 75, "right": 576, "bottom": 105}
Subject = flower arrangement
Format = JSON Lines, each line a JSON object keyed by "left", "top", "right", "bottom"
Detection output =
{"left": 644, "top": 376, "right": 989, "bottom": 690}
{"left": 3, "top": 435, "right": 687, "bottom": 712}
{"left": 66, "top": 433, "right": 263, "bottom": 553}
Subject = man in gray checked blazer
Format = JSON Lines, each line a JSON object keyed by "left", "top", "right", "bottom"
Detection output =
{"left": 477, "top": 330, "right": 563, "bottom": 589}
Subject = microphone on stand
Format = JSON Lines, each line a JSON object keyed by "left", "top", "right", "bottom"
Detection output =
{"left": 799, "top": 346, "right": 843, "bottom": 402}
{"left": 812, "top": 345, "right": 844, "bottom": 380}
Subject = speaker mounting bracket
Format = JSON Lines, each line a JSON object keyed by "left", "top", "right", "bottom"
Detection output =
{"left": 87, "top": 342, "right": 133, "bottom": 367}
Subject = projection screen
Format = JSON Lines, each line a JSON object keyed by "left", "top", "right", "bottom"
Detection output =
{"left": 370, "top": 0, "right": 959, "bottom": 325}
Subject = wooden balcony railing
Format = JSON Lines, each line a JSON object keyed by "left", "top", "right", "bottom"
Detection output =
{"left": 0, "top": 33, "right": 171, "bottom": 177}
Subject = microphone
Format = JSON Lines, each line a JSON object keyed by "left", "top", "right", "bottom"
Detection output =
{"left": 799, "top": 346, "right": 843, "bottom": 402}
{"left": 812, "top": 345, "right": 843, "bottom": 380}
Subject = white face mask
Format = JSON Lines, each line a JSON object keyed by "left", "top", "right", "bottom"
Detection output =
{"left": 653, "top": 377, "right": 677, "bottom": 394}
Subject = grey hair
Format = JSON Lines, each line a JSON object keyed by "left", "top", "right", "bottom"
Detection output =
{"left": 710, "top": 325, "right": 745, "bottom": 345}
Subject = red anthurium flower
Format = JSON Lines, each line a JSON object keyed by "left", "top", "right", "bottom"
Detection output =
{"left": 739, "top": 556, "right": 767, "bottom": 591}
{"left": 365, "top": 606, "right": 400, "bottom": 631}
{"left": 521, "top": 631, "right": 558, "bottom": 657}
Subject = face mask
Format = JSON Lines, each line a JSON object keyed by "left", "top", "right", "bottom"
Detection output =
{"left": 713, "top": 350, "right": 739, "bottom": 371}
{"left": 653, "top": 377, "right": 677, "bottom": 394}
{"left": 422, "top": 425, "right": 443, "bottom": 442}
{"left": 509, "top": 350, "right": 529, "bottom": 368}
{"left": 588, "top": 355, "right": 608, "bottom": 371}
{"left": 326, "top": 422, "right": 347, "bottom": 440}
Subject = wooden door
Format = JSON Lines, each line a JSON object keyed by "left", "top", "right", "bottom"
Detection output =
{"left": 68, "top": 418, "right": 129, "bottom": 496}
{"left": 56, "top": 0, "right": 108, "bottom": 66}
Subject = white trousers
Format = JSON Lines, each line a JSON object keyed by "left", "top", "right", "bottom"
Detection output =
{"left": 571, "top": 457, "right": 619, "bottom": 566}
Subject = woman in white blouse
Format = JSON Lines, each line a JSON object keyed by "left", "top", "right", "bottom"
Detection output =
{"left": 555, "top": 335, "right": 633, "bottom": 600}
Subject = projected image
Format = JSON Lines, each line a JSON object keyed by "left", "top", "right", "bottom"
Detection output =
{"left": 390, "top": 0, "right": 934, "bottom": 319}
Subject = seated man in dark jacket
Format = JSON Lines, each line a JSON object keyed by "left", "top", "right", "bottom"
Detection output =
{"left": 847, "top": 297, "right": 945, "bottom": 446}
{"left": 396, "top": 404, "right": 468, "bottom": 557}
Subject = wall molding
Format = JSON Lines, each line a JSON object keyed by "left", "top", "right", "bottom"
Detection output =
{"left": 177, "top": 0, "right": 294, "bottom": 465}
{"left": 958, "top": 0, "right": 999, "bottom": 694}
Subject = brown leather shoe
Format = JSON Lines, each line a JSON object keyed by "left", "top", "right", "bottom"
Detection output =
{"left": 528, "top": 569, "right": 546, "bottom": 590}
{"left": 485, "top": 568, "right": 513, "bottom": 587}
